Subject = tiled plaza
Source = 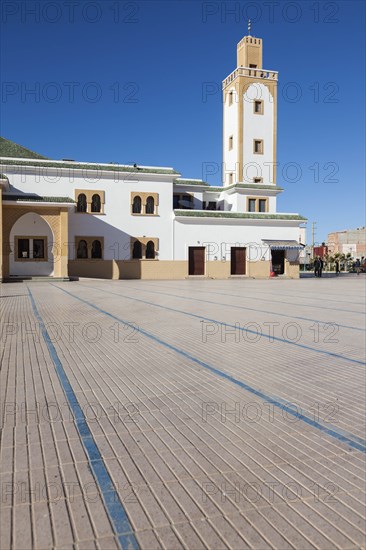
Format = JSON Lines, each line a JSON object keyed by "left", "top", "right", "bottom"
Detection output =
{"left": 1, "top": 276, "right": 365, "bottom": 550}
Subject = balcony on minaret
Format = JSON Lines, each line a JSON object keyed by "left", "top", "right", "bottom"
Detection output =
{"left": 222, "top": 67, "right": 278, "bottom": 89}
{"left": 222, "top": 35, "right": 277, "bottom": 89}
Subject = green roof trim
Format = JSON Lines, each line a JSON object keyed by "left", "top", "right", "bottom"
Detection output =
{"left": 0, "top": 137, "right": 48, "bottom": 159}
{"left": 2, "top": 194, "right": 75, "bottom": 203}
{"left": 174, "top": 179, "right": 210, "bottom": 186}
{"left": 0, "top": 159, "right": 179, "bottom": 175}
{"left": 173, "top": 182, "right": 284, "bottom": 191}
{"left": 174, "top": 210, "right": 307, "bottom": 221}
{"left": 208, "top": 184, "right": 284, "bottom": 192}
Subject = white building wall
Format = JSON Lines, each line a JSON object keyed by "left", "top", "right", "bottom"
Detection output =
{"left": 173, "top": 219, "right": 301, "bottom": 262}
{"left": 5, "top": 169, "right": 175, "bottom": 261}
{"left": 223, "top": 88, "right": 238, "bottom": 183}
{"left": 3, "top": 165, "right": 303, "bottom": 274}
{"left": 268, "top": 196, "right": 277, "bottom": 212}
{"left": 243, "top": 83, "right": 274, "bottom": 184}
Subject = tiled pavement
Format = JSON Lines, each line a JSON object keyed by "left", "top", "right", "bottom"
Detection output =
{"left": 0, "top": 276, "right": 365, "bottom": 550}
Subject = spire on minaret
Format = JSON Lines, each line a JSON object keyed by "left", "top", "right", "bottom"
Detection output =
{"left": 248, "top": 19, "right": 251, "bottom": 36}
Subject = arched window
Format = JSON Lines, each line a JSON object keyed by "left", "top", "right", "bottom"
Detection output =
{"left": 77, "top": 240, "right": 88, "bottom": 259}
{"left": 146, "top": 240, "right": 155, "bottom": 259}
{"left": 132, "top": 240, "right": 142, "bottom": 259}
{"left": 91, "top": 240, "right": 102, "bottom": 259}
{"left": 132, "top": 195, "right": 142, "bottom": 214}
{"left": 91, "top": 194, "right": 101, "bottom": 213}
{"left": 145, "top": 196, "right": 155, "bottom": 214}
{"left": 77, "top": 193, "right": 87, "bottom": 213}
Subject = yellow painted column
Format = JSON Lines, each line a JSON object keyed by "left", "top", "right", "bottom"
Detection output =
{"left": 59, "top": 208, "right": 69, "bottom": 278}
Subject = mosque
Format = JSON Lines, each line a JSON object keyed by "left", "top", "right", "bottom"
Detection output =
{"left": 0, "top": 28, "right": 306, "bottom": 281}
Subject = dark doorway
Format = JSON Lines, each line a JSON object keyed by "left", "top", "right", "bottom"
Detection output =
{"left": 189, "top": 247, "right": 205, "bottom": 276}
{"left": 271, "top": 250, "right": 285, "bottom": 275}
{"left": 231, "top": 247, "right": 246, "bottom": 275}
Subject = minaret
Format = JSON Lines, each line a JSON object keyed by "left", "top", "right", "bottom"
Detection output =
{"left": 222, "top": 23, "right": 278, "bottom": 186}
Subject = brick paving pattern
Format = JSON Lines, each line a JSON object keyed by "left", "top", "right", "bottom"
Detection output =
{"left": 0, "top": 277, "right": 365, "bottom": 549}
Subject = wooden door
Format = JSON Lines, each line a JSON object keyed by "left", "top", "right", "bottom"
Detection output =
{"left": 189, "top": 247, "right": 205, "bottom": 275}
{"left": 231, "top": 247, "right": 246, "bottom": 275}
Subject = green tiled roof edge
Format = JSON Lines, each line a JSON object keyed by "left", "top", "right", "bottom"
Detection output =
{"left": 174, "top": 210, "right": 307, "bottom": 220}
{"left": 173, "top": 182, "right": 284, "bottom": 191}
{"left": 174, "top": 179, "right": 210, "bottom": 186}
{"left": 0, "top": 159, "right": 179, "bottom": 175}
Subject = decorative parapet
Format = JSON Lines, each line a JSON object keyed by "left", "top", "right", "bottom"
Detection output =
{"left": 223, "top": 66, "right": 278, "bottom": 89}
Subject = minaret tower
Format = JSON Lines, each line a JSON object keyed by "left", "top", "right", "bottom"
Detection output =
{"left": 222, "top": 22, "right": 278, "bottom": 186}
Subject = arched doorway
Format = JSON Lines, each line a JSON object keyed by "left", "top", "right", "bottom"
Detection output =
{"left": 9, "top": 212, "right": 54, "bottom": 276}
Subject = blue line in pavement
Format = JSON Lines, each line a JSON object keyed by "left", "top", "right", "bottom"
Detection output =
{"left": 124, "top": 284, "right": 365, "bottom": 333}
{"left": 137, "top": 282, "right": 365, "bottom": 316}
{"left": 80, "top": 284, "right": 365, "bottom": 367}
{"left": 27, "top": 287, "right": 139, "bottom": 550}
{"left": 51, "top": 284, "right": 366, "bottom": 454}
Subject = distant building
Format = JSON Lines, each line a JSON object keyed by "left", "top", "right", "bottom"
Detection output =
{"left": 327, "top": 228, "right": 366, "bottom": 258}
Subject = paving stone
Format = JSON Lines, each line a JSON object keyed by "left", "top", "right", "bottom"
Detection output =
{"left": 1, "top": 279, "right": 365, "bottom": 549}
{"left": 32, "top": 501, "right": 54, "bottom": 549}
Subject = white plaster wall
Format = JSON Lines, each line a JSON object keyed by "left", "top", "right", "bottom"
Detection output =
{"left": 268, "top": 196, "right": 277, "bottom": 212}
{"left": 173, "top": 219, "right": 301, "bottom": 262}
{"left": 223, "top": 87, "right": 238, "bottom": 182}
{"left": 9, "top": 212, "right": 54, "bottom": 276}
{"left": 222, "top": 193, "right": 237, "bottom": 212}
{"left": 243, "top": 83, "right": 274, "bottom": 184}
{"left": 5, "top": 169, "right": 175, "bottom": 261}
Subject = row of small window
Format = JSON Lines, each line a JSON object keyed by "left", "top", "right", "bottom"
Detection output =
{"left": 229, "top": 137, "right": 264, "bottom": 154}
{"left": 75, "top": 238, "right": 157, "bottom": 260}
{"left": 75, "top": 191, "right": 158, "bottom": 215}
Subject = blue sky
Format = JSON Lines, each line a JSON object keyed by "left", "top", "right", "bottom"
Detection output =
{"left": 1, "top": 0, "right": 365, "bottom": 243}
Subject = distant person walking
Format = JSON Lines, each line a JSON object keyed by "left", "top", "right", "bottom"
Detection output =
{"left": 314, "top": 257, "right": 320, "bottom": 277}
{"left": 355, "top": 258, "right": 361, "bottom": 275}
{"left": 318, "top": 257, "right": 324, "bottom": 278}
{"left": 335, "top": 259, "right": 340, "bottom": 275}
